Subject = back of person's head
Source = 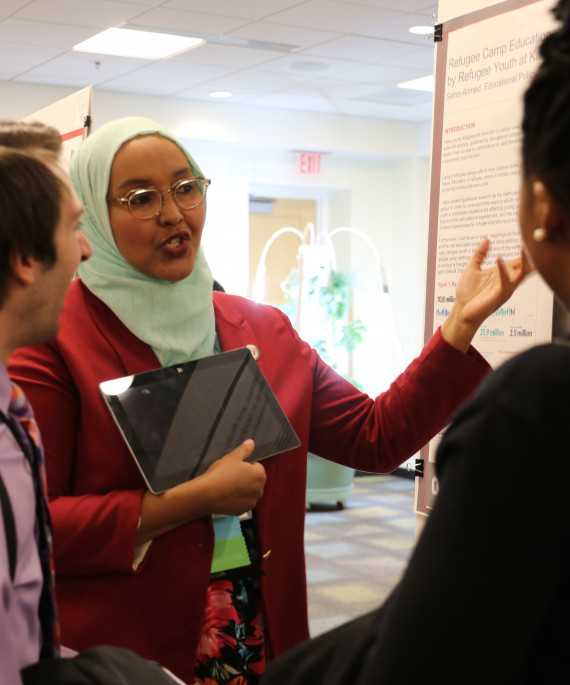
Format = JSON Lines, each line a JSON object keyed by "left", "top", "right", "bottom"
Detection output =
{"left": 0, "top": 120, "right": 62, "bottom": 154}
{"left": 522, "top": 0, "right": 570, "bottom": 217}
{"left": 0, "top": 147, "right": 62, "bottom": 305}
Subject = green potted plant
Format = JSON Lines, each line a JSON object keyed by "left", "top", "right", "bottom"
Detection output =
{"left": 277, "top": 268, "right": 366, "bottom": 508}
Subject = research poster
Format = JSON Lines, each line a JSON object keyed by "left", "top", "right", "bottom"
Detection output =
{"left": 22, "top": 86, "right": 92, "bottom": 165}
{"left": 416, "top": 0, "right": 557, "bottom": 514}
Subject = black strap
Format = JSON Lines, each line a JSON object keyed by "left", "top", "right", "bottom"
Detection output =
{"left": 0, "top": 455, "right": 17, "bottom": 581}
{"left": 0, "top": 406, "right": 33, "bottom": 584}
{"left": 0, "top": 407, "right": 56, "bottom": 659}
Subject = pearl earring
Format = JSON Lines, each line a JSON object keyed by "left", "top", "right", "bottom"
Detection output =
{"left": 533, "top": 227, "right": 547, "bottom": 242}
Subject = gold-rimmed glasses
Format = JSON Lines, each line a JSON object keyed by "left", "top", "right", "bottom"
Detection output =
{"left": 107, "top": 177, "right": 211, "bottom": 220}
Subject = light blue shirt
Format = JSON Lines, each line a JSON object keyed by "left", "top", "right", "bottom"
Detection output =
{"left": 0, "top": 363, "right": 42, "bottom": 684}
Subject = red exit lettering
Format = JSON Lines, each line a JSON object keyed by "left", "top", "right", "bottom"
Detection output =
{"left": 298, "top": 152, "right": 322, "bottom": 175}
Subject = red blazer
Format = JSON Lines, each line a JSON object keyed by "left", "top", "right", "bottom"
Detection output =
{"left": 9, "top": 280, "right": 489, "bottom": 682}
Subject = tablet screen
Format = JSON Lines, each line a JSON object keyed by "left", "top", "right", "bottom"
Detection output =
{"left": 99, "top": 347, "right": 300, "bottom": 493}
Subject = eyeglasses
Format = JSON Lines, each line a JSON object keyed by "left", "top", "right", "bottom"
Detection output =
{"left": 107, "top": 177, "right": 211, "bottom": 220}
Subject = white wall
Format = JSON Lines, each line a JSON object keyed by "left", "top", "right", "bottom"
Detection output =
{"left": 0, "top": 81, "right": 421, "bottom": 159}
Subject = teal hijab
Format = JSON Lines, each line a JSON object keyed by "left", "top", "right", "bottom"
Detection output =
{"left": 71, "top": 117, "right": 216, "bottom": 367}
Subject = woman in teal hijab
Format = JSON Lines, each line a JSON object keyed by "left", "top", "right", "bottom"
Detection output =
{"left": 9, "top": 116, "right": 531, "bottom": 684}
{"left": 71, "top": 116, "right": 217, "bottom": 367}
{"left": 71, "top": 117, "right": 268, "bottom": 679}
{"left": 13, "top": 116, "right": 268, "bottom": 682}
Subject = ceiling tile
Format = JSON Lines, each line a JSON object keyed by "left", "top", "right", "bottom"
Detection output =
{"left": 123, "top": 60, "right": 234, "bottom": 83}
{"left": 163, "top": 0, "right": 298, "bottom": 21}
{"left": 13, "top": 0, "right": 152, "bottom": 28}
{"left": 416, "top": 4, "right": 438, "bottom": 18}
{"left": 254, "top": 53, "right": 365, "bottom": 80}
{"left": 0, "top": 0, "right": 438, "bottom": 123}
{"left": 171, "top": 42, "right": 281, "bottom": 69}
{"left": 303, "top": 35, "right": 422, "bottom": 64}
{"left": 101, "top": 61, "right": 235, "bottom": 95}
{"left": 1, "top": 0, "right": 32, "bottom": 16}
{"left": 14, "top": 69, "right": 97, "bottom": 88}
{"left": 384, "top": 46, "right": 432, "bottom": 70}
{"left": 187, "top": 69, "right": 299, "bottom": 97}
{"left": 0, "top": 19, "right": 96, "bottom": 48}
{"left": 175, "top": 80, "right": 284, "bottom": 103}
{"left": 268, "top": 0, "right": 403, "bottom": 33}
{"left": 247, "top": 88, "right": 341, "bottom": 114}
{"left": 228, "top": 21, "right": 339, "bottom": 49}
{"left": 10, "top": 51, "right": 154, "bottom": 90}
{"left": 0, "top": 44, "right": 62, "bottom": 78}
{"left": 131, "top": 7, "right": 248, "bottom": 34}
{"left": 360, "top": 11, "right": 437, "bottom": 42}
{"left": 315, "top": 78, "right": 395, "bottom": 101}
{"left": 112, "top": 0, "right": 167, "bottom": 5}
{"left": 333, "top": 0, "right": 435, "bottom": 12}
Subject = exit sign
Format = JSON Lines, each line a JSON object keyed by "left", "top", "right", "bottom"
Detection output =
{"left": 293, "top": 151, "right": 325, "bottom": 176}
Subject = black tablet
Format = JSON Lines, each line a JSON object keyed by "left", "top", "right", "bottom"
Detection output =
{"left": 99, "top": 347, "right": 300, "bottom": 493}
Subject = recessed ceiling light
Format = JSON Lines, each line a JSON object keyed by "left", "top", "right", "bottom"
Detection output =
{"left": 409, "top": 25, "right": 435, "bottom": 36}
{"left": 73, "top": 28, "right": 205, "bottom": 60}
{"left": 398, "top": 75, "right": 434, "bottom": 92}
{"left": 209, "top": 91, "right": 232, "bottom": 98}
{"left": 289, "top": 62, "right": 329, "bottom": 73}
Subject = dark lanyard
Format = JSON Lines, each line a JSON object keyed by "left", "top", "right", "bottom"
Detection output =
{"left": 0, "top": 467, "right": 16, "bottom": 581}
{"left": 0, "top": 409, "right": 29, "bottom": 582}
{"left": 0, "top": 407, "right": 56, "bottom": 659}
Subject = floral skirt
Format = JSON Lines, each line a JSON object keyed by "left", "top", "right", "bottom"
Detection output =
{"left": 192, "top": 576, "right": 266, "bottom": 685}
{"left": 192, "top": 519, "right": 266, "bottom": 685}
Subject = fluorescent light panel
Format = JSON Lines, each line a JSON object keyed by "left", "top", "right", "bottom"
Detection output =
{"left": 398, "top": 75, "right": 434, "bottom": 92}
{"left": 73, "top": 28, "right": 205, "bottom": 60}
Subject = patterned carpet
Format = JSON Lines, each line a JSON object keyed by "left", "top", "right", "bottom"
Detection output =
{"left": 304, "top": 473, "right": 416, "bottom": 637}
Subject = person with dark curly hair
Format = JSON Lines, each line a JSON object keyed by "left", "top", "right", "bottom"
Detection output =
{"left": 259, "top": 2, "right": 570, "bottom": 683}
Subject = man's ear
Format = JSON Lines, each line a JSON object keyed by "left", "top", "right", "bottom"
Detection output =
{"left": 8, "top": 252, "right": 40, "bottom": 287}
{"left": 532, "top": 180, "right": 564, "bottom": 239}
